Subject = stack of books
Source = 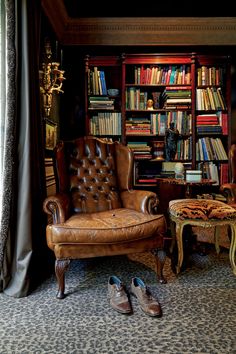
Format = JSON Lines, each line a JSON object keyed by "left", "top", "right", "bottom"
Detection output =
{"left": 162, "top": 86, "right": 191, "bottom": 110}
{"left": 45, "top": 157, "right": 56, "bottom": 196}
{"left": 128, "top": 142, "right": 152, "bottom": 160}
{"left": 196, "top": 114, "right": 222, "bottom": 134}
{"left": 89, "top": 96, "right": 114, "bottom": 110}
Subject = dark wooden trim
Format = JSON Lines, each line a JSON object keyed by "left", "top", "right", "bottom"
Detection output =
{"left": 41, "top": 0, "right": 68, "bottom": 42}
{"left": 41, "top": 1, "right": 236, "bottom": 46}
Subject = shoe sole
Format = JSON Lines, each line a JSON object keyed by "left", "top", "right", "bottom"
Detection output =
{"left": 109, "top": 305, "right": 133, "bottom": 315}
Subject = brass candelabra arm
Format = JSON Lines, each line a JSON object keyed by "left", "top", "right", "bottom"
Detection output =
{"left": 39, "top": 41, "right": 66, "bottom": 117}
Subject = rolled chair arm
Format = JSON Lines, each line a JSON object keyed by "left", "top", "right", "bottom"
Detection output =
{"left": 120, "top": 189, "right": 160, "bottom": 214}
{"left": 43, "top": 193, "right": 71, "bottom": 224}
{"left": 220, "top": 183, "right": 236, "bottom": 204}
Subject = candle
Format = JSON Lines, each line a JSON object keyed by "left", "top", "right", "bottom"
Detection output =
{"left": 60, "top": 49, "right": 63, "bottom": 67}
{"left": 55, "top": 40, "right": 58, "bottom": 61}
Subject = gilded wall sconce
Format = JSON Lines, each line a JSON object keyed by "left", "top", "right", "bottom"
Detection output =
{"left": 39, "top": 39, "right": 66, "bottom": 117}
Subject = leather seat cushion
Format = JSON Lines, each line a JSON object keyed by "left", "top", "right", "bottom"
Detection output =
{"left": 47, "top": 208, "right": 166, "bottom": 244}
{"left": 169, "top": 199, "right": 236, "bottom": 221}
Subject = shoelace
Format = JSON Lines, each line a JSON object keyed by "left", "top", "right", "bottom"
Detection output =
{"left": 140, "top": 287, "right": 156, "bottom": 303}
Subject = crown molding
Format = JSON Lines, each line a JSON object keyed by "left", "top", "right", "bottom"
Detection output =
{"left": 41, "top": 1, "right": 236, "bottom": 46}
{"left": 63, "top": 17, "right": 236, "bottom": 46}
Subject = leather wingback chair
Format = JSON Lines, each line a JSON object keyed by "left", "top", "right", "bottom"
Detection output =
{"left": 43, "top": 136, "right": 167, "bottom": 298}
{"left": 220, "top": 144, "right": 236, "bottom": 207}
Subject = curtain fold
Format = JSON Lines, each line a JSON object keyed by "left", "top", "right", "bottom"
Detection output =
{"left": 0, "top": 0, "right": 50, "bottom": 297}
{"left": 0, "top": 0, "right": 17, "bottom": 290}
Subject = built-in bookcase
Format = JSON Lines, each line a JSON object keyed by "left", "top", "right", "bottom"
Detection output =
{"left": 85, "top": 53, "right": 231, "bottom": 188}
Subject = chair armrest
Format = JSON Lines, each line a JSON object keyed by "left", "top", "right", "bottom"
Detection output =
{"left": 120, "top": 189, "right": 160, "bottom": 214}
{"left": 43, "top": 193, "right": 71, "bottom": 224}
{"left": 220, "top": 183, "right": 236, "bottom": 204}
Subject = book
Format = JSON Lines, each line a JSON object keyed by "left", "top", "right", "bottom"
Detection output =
{"left": 220, "top": 112, "right": 228, "bottom": 135}
{"left": 46, "top": 181, "right": 56, "bottom": 196}
{"left": 216, "top": 87, "right": 227, "bottom": 110}
{"left": 99, "top": 70, "right": 107, "bottom": 95}
{"left": 93, "top": 66, "right": 99, "bottom": 95}
{"left": 45, "top": 158, "right": 54, "bottom": 177}
{"left": 138, "top": 178, "right": 157, "bottom": 183}
{"left": 220, "top": 163, "right": 229, "bottom": 184}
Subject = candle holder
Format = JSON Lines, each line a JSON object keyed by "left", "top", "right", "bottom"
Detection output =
{"left": 39, "top": 39, "right": 66, "bottom": 117}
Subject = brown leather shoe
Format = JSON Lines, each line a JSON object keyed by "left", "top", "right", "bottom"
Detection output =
{"left": 108, "top": 276, "right": 132, "bottom": 314}
{"left": 130, "top": 277, "right": 162, "bottom": 317}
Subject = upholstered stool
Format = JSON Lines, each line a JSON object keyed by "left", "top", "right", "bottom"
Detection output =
{"left": 169, "top": 199, "right": 236, "bottom": 275}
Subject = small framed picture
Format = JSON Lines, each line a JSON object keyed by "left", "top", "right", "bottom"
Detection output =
{"left": 45, "top": 120, "right": 57, "bottom": 150}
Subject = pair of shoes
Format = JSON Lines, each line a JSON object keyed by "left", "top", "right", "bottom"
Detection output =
{"left": 108, "top": 276, "right": 161, "bottom": 317}
{"left": 130, "top": 277, "right": 162, "bottom": 317}
{"left": 108, "top": 275, "right": 132, "bottom": 314}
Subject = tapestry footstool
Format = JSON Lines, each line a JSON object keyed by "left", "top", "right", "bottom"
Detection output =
{"left": 169, "top": 199, "right": 236, "bottom": 275}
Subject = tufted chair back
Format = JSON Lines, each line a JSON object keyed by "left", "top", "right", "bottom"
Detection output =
{"left": 54, "top": 136, "right": 133, "bottom": 214}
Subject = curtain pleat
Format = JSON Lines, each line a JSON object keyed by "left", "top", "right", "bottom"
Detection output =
{"left": 0, "top": 0, "right": 50, "bottom": 297}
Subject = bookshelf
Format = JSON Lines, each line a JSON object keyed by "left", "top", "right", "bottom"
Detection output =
{"left": 122, "top": 53, "right": 194, "bottom": 186}
{"left": 85, "top": 53, "right": 231, "bottom": 188}
{"left": 84, "top": 55, "right": 122, "bottom": 138}
{"left": 195, "top": 55, "right": 231, "bottom": 187}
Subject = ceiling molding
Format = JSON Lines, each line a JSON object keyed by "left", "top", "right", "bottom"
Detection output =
{"left": 41, "top": 1, "right": 236, "bottom": 46}
{"left": 63, "top": 17, "right": 236, "bottom": 46}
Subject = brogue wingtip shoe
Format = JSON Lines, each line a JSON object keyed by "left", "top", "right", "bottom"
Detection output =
{"left": 130, "top": 277, "right": 162, "bottom": 317}
{"left": 108, "top": 275, "right": 132, "bottom": 315}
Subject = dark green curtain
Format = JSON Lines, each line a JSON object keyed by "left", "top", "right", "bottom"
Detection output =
{"left": 0, "top": 0, "right": 50, "bottom": 297}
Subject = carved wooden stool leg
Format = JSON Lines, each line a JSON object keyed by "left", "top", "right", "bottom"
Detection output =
{"left": 55, "top": 259, "right": 70, "bottom": 299}
{"left": 214, "top": 226, "right": 221, "bottom": 255}
{"left": 169, "top": 219, "right": 176, "bottom": 255}
{"left": 229, "top": 224, "right": 236, "bottom": 275}
{"left": 175, "top": 222, "right": 185, "bottom": 275}
{"left": 151, "top": 249, "right": 167, "bottom": 284}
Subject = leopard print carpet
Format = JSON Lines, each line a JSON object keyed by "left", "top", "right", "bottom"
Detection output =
{"left": 0, "top": 246, "right": 235, "bottom": 354}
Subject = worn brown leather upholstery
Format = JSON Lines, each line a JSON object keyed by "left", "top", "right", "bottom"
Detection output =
{"left": 220, "top": 144, "right": 236, "bottom": 208}
{"left": 43, "top": 136, "right": 167, "bottom": 298}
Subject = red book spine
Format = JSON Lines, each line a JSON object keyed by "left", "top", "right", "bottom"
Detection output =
{"left": 221, "top": 113, "right": 228, "bottom": 135}
{"left": 220, "top": 163, "right": 229, "bottom": 184}
{"left": 138, "top": 179, "right": 157, "bottom": 183}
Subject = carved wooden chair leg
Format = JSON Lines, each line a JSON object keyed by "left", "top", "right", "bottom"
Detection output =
{"left": 55, "top": 259, "right": 70, "bottom": 299}
{"left": 151, "top": 249, "right": 167, "bottom": 284}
